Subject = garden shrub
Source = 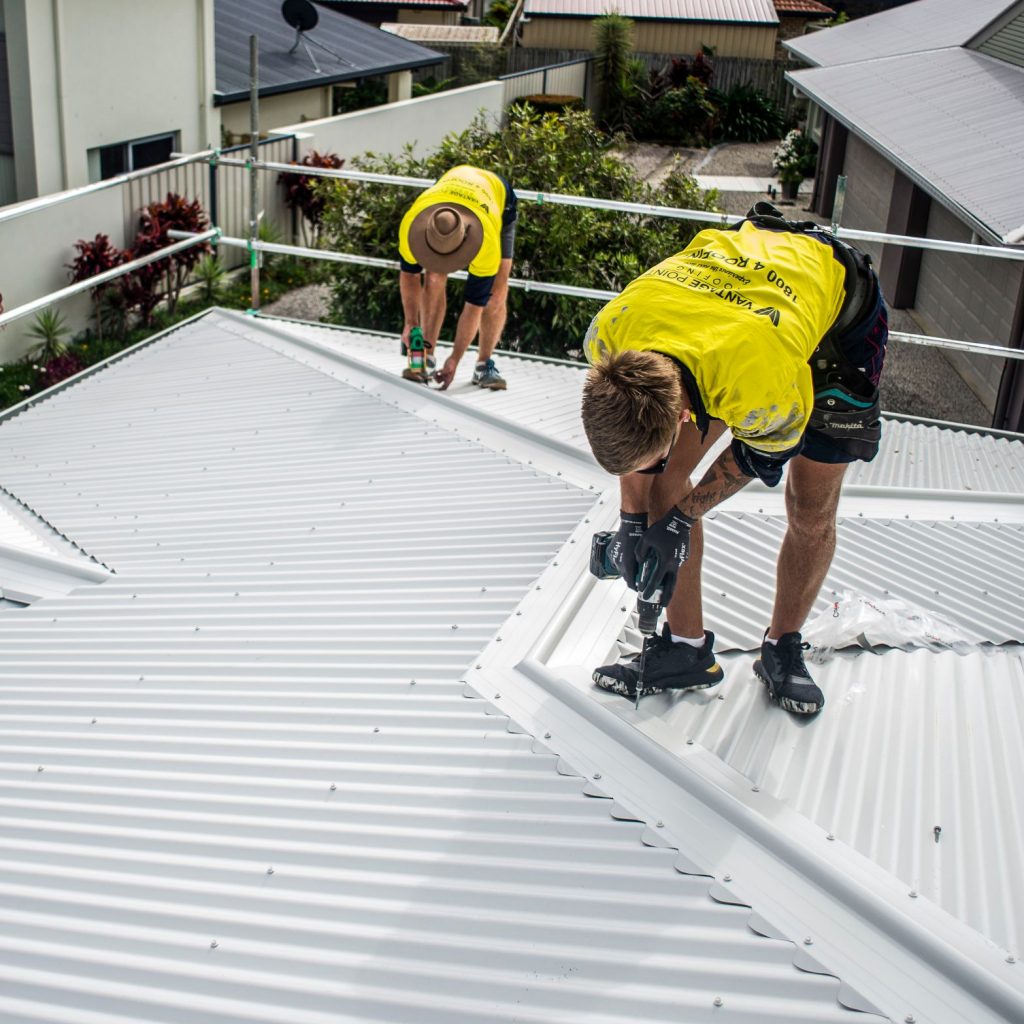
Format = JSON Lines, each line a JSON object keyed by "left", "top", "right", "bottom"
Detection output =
{"left": 279, "top": 150, "right": 345, "bottom": 247}
{"left": 710, "top": 83, "right": 785, "bottom": 143}
{"left": 318, "top": 106, "right": 720, "bottom": 360}
{"left": 518, "top": 94, "right": 584, "bottom": 114}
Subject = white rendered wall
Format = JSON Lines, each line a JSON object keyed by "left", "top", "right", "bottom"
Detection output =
{"left": 3, "top": 0, "right": 216, "bottom": 198}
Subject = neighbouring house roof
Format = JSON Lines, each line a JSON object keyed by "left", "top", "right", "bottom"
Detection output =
{"left": 317, "top": 0, "right": 467, "bottom": 8}
{"left": 972, "top": 2, "right": 1024, "bottom": 67}
{"left": 788, "top": 46, "right": 1024, "bottom": 243}
{"left": 784, "top": 0, "right": 1011, "bottom": 66}
{"left": 2, "top": 308, "right": 1023, "bottom": 1022}
{"left": 214, "top": 0, "right": 444, "bottom": 105}
{"left": 521, "top": 0, "right": 779, "bottom": 24}
{"left": 773, "top": 0, "right": 834, "bottom": 17}
{"left": 381, "top": 22, "right": 500, "bottom": 43}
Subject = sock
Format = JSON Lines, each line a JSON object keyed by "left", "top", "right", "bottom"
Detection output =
{"left": 765, "top": 635, "right": 779, "bottom": 646}
{"left": 670, "top": 632, "right": 706, "bottom": 648}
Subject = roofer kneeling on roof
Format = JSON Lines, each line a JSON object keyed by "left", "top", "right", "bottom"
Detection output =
{"left": 398, "top": 165, "right": 518, "bottom": 391}
{"left": 582, "top": 202, "right": 889, "bottom": 715}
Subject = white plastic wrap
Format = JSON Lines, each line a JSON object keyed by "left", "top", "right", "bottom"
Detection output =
{"left": 804, "top": 590, "right": 974, "bottom": 660}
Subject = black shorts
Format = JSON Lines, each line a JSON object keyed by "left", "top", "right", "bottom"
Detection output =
{"left": 803, "top": 251, "right": 889, "bottom": 465}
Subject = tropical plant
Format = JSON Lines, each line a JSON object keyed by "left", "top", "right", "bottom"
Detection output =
{"left": 317, "top": 106, "right": 720, "bottom": 359}
{"left": 194, "top": 253, "right": 226, "bottom": 303}
{"left": 26, "top": 308, "right": 72, "bottom": 362}
{"left": 38, "top": 351, "right": 85, "bottom": 390}
{"left": 711, "top": 83, "right": 785, "bottom": 143}
{"left": 412, "top": 76, "right": 457, "bottom": 98}
{"left": 593, "top": 13, "right": 635, "bottom": 131}
{"left": 279, "top": 150, "right": 345, "bottom": 247}
{"left": 652, "top": 78, "right": 717, "bottom": 145}
{"left": 67, "top": 234, "right": 124, "bottom": 339}
{"left": 483, "top": 0, "right": 515, "bottom": 30}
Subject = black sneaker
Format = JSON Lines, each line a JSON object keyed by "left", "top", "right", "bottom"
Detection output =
{"left": 593, "top": 626, "right": 724, "bottom": 699}
{"left": 753, "top": 631, "right": 824, "bottom": 714}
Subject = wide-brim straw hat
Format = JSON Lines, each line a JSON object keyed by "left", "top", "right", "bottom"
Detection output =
{"left": 407, "top": 203, "right": 483, "bottom": 274}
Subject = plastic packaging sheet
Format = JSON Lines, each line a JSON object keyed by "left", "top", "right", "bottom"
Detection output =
{"left": 804, "top": 590, "right": 976, "bottom": 659}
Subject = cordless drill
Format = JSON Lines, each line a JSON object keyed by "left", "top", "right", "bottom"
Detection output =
{"left": 589, "top": 531, "right": 663, "bottom": 634}
{"left": 402, "top": 326, "right": 429, "bottom": 383}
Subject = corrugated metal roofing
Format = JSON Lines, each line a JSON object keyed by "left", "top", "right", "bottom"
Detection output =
{"left": 381, "top": 23, "right": 501, "bottom": 44}
{"left": 214, "top": 0, "right": 444, "bottom": 105}
{"left": 590, "top": 647, "right": 1024, "bottom": 956}
{"left": 784, "top": 0, "right": 1011, "bottom": 66}
{"left": 267, "top": 318, "right": 1024, "bottom": 493}
{"left": 0, "top": 311, "right": 878, "bottom": 1023}
{"left": 787, "top": 46, "right": 1024, "bottom": 243}
{"left": 522, "top": 0, "right": 779, "bottom": 24}
{"left": 976, "top": 8, "right": 1024, "bottom": 67}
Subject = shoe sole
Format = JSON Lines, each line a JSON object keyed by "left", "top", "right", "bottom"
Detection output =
{"left": 592, "top": 662, "right": 723, "bottom": 700}
{"left": 753, "top": 660, "right": 824, "bottom": 715}
{"left": 472, "top": 379, "right": 507, "bottom": 390}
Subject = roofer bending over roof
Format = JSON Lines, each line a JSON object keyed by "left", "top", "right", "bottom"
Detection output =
{"left": 398, "top": 164, "right": 518, "bottom": 391}
{"left": 582, "top": 203, "right": 888, "bottom": 714}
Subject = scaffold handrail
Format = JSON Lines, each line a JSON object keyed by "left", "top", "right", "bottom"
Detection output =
{"left": 0, "top": 229, "right": 220, "bottom": 329}
{"left": 221, "top": 156, "right": 1024, "bottom": 262}
{"left": 194, "top": 232, "right": 1024, "bottom": 363}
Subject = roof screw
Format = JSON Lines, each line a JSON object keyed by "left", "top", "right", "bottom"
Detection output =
{"left": 621, "top": 606, "right": 627, "bottom": 612}
{"left": 36, "top": 766, "right": 44, "bottom": 772}
{"left": 827, "top": 833, "right": 835, "bottom": 841}
{"left": 194, "top": 626, "right": 200, "bottom": 632}
{"left": 516, "top": 611, "right": 522, "bottom": 616}
{"left": 752, "top": 786, "right": 759, "bottom": 793}
{"left": 934, "top": 826, "right": 942, "bottom": 843}
{"left": 1006, "top": 956, "right": 1017, "bottom": 964}
{"left": 803, "top": 937, "right": 813, "bottom": 946}
{"left": 593, "top": 772, "right": 602, "bottom": 780}
{"left": 713, "top": 997, "right": 723, "bottom": 1007}
{"left": 543, "top": 732, "right": 551, "bottom": 739}
{"left": 723, "top": 874, "right": 732, "bottom": 882}
{"left": 139, "top": 676, "right": 144, "bottom": 681}
{"left": 909, "top": 890, "right": 918, "bottom": 899}
{"left": 451, "top": 624, "right": 458, "bottom": 630}
{"left": 686, "top": 738, "right": 694, "bottom": 745}
{"left": 656, "top": 820, "right": 664, "bottom": 828}
{"left": 91, "top": 719, "right": 97, "bottom": 725}
{"left": 329, "top": 784, "right": 337, "bottom": 792}
{"left": 905, "top": 1017, "right": 916, "bottom": 1023}
{"left": 210, "top": 940, "right": 219, "bottom": 949}
{"left": 266, "top": 867, "right": 274, "bottom": 875}
{"left": 372, "top": 727, "right": 379, "bottom": 733}
{"left": 410, "top": 680, "right": 416, "bottom": 686}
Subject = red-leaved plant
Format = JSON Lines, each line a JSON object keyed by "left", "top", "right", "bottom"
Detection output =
{"left": 67, "top": 234, "right": 125, "bottom": 339}
{"left": 279, "top": 151, "right": 344, "bottom": 247}
{"left": 39, "top": 351, "right": 85, "bottom": 390}
{"left": 126, "top": 193, "right": 211, "bottom": 320}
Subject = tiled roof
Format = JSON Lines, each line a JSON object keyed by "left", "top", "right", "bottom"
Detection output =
{"left": 774, "top": 0, "right": 834, "bottom": 16}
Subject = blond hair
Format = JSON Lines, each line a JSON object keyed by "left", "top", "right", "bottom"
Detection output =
{"left": 582, "top": 350, "right": 683, "bottom": 475}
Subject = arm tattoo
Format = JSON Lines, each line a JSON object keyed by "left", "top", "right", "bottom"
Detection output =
{"left": 678, "top": 448, "right": 752, "bottom": 520}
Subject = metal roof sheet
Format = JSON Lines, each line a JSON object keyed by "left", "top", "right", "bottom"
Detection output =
{"left": 590, "top": 647, "right": 1024, "bottom": 956}
{"left": 784, "top": 0, "right": 1012, "bottom": 66}
{"left": 268, "top": 318, "right": 1024, "bottom": 493}
{"left": 381, "top": 23, "right": 501, "bottom": 44}
{"left": 522, "top": 0, "right": 779, "bottom": 24}
{"left": 0, "top": 311, "right": 876, "bottom": 1024}
{"left": 788, "top": 47, "right": 1024, "bottom": 242}
{"left": 214, "top": 0, "right": 444, "bottom": 105}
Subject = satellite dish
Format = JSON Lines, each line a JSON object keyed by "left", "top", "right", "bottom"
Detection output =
{"left": 281, "top": 0, "right": 352, "bottom": 74}
{"left": 282, "top": 0, "right": 318, "bottom": 33}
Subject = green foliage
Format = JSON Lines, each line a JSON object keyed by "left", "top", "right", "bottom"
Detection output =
{"left": 651, "top": 78, "right": 717, "bottom": 145}
{"left": 412, "top": 76, "right": 456, "bottom": 98}
{"left": 317, "top": 106, "right": 720, "bottom": 359}
{"left": 483, "top": 0, "right": 515, "bottom": 30}
{"left": 594, "top": 14, "right": 635, "bottom": 131}
{"left": 772, "top": 129, "right": 818, "bottom": 184}
{"left": 27, "top": 308, "right": 71, "bottom": 362}
{"left": 517, "top": 94, "right": 584, "bottom": 114}
{"left": 194, "top": 253, "right": 226, "bottom": 303}
{"left": 710, "top": 83, "right": 785, "bottom": 143}
{"left": 333, "top": 80, "right": 387, "bottom": 115}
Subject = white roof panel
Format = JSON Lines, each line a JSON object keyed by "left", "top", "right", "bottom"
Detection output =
{"left": 784, "top": 0, "right": 1011, "bottom": 66}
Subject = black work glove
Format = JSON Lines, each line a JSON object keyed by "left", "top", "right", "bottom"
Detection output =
{"left": 635, "top": 506, "right": 695, "bottom": 605}
{"left": 609, "top": 512, "right": 647, "bottom": 589}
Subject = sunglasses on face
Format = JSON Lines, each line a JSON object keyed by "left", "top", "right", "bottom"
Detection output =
{"left": 635, "top": 428, "right": 678, "bottom": 475}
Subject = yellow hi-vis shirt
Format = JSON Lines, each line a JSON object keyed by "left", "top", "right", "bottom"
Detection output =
{"left": 584, "top": 221, "right": 847, "bottom": 455}
{"left": 398, "top": 165, "right": 506, "bottom": 279}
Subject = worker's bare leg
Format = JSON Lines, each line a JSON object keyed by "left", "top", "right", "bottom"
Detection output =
{"left": 477, "top": 259, "right": 512, "bottom": 361}
{"left": 421, "top": 271, "right": 447, "bottom": 352}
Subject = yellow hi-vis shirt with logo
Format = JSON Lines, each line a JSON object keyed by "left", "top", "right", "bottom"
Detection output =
{"left": 398, "top": 165, "right": 506, "bottom": 279}
{"left": 584, "top": 221, "right": 847, "bottom": 455}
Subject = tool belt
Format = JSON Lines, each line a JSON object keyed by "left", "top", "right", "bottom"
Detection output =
{"left": 738, "top": 204, "right": 882, "bottom": 457}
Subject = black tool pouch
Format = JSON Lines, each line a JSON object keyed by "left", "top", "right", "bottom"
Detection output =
{"left": 806, "top": 386, "right": 881, "bottom": 460}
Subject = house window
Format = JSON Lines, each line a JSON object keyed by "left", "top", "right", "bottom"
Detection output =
{"left": 91, "top": 131, "right": 178, "bottom": 181}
